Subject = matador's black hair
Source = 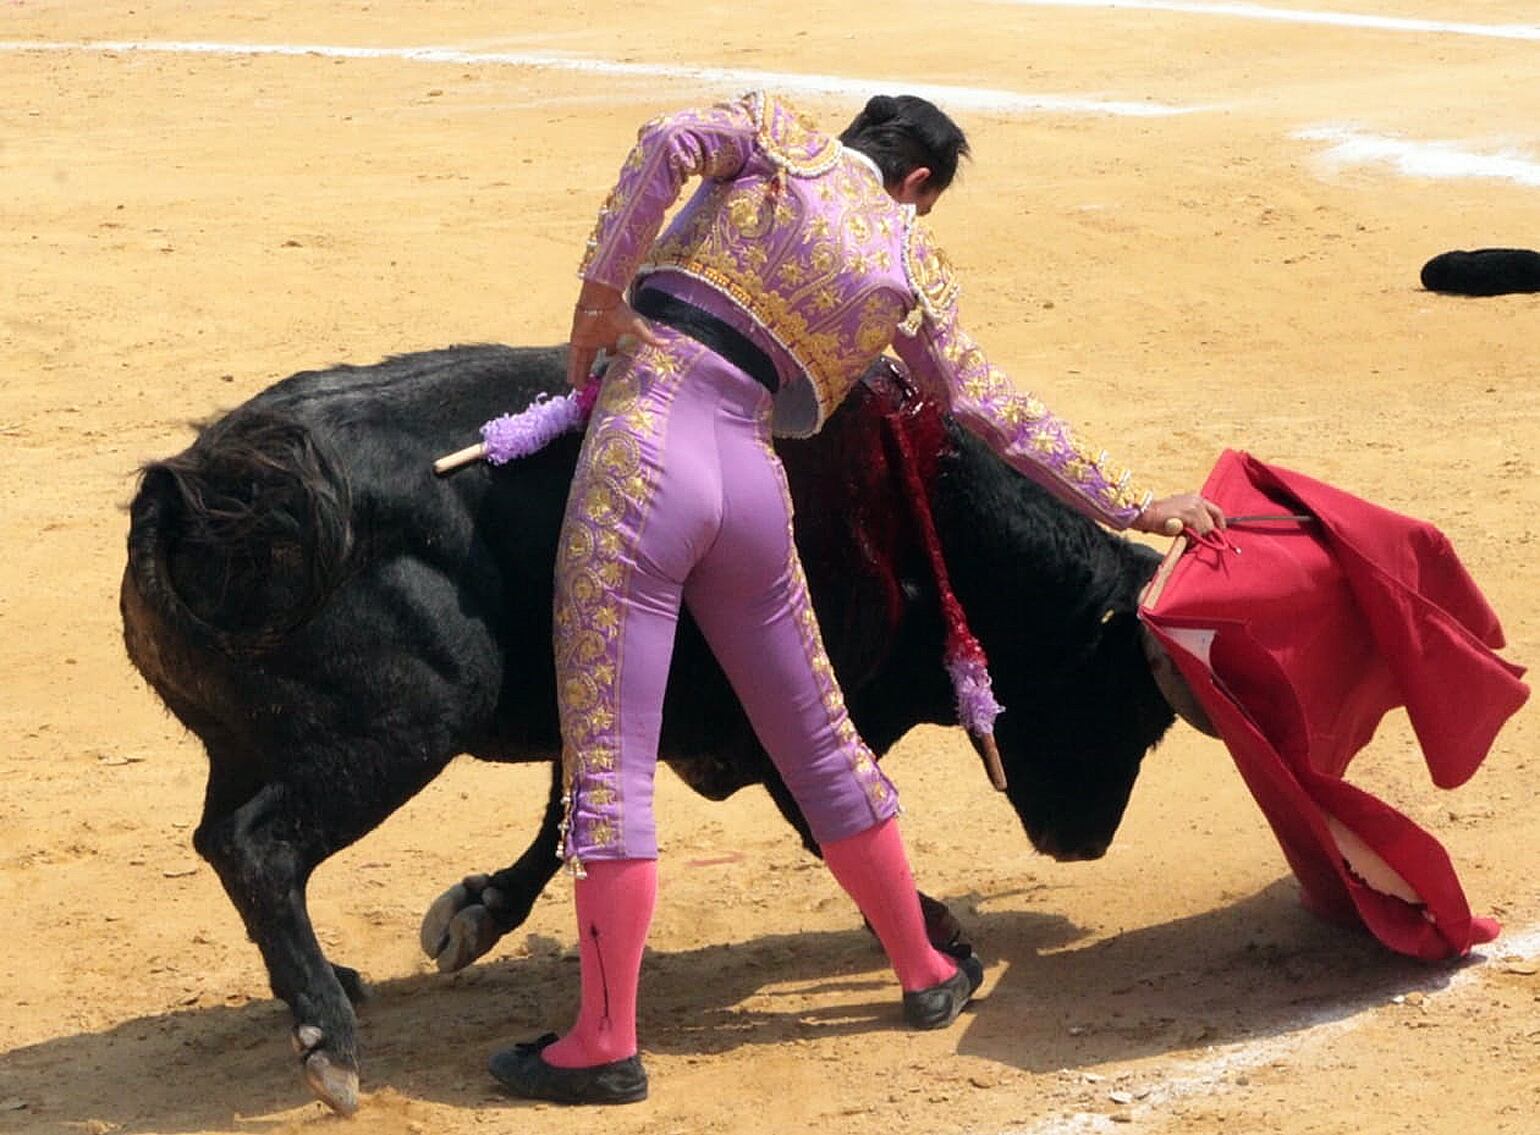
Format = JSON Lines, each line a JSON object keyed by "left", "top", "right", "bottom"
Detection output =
{"left": 839, "top": 94, "right": 970, "bottom": 192}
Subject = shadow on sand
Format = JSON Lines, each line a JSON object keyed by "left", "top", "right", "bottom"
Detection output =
{"left": 0, "top": 878, "right": 1475, "bottom": 1131}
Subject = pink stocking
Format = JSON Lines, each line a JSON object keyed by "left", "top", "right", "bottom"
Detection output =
{"left": 541, "top": 858, "right": 657, "bottom": 1068}
{"left": 821, "top": 818, "right": 956, "bottom": 992}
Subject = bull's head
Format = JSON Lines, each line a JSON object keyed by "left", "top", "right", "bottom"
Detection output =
{"left": 963, "top": 544, "right": 1216, "bottom": 863}
{"left": 981, "top": 658, "right": 1161, "bottom": 862}
{"left": 817, "top": 377, "right": 1218, "bottom": 864}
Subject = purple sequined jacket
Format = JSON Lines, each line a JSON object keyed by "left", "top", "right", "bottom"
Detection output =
{"left": 580, "top": 90, "right": 1152, "bottom": 528}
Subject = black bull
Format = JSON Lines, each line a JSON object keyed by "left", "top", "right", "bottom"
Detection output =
{"left": 120, "top": 344, "right": 1201, "bottom": 1113}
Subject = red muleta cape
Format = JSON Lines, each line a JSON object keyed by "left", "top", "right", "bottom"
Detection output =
{"left": 1139, "top": 450, "right": 1529, "bottom": 961}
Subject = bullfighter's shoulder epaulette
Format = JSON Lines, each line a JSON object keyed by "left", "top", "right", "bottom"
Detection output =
{"left": 748, "top": 90, "right": 842, "bottom": 178}
{"left": 901, "top": 218, "right": 963, "bottom": 331}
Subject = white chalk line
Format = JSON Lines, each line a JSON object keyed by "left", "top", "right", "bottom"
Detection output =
{"left": 1012, "top": 923, "right": 1540, "bottom": 1134}
{"left": 0, "top": 40, "right": 1200, "bottom": 118}
{"left": 6, "top": 38, "right": 1535, "bottom": 191}
{"left": 1296, "top": 125, "right": 1540, "bottom": 188}
{"left": 986, "top": 0, "right": 1540, "bottom": 42}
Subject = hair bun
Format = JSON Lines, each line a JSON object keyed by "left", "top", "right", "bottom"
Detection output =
{"left": 864, "top": 95, "right": 899, "bottom": 124}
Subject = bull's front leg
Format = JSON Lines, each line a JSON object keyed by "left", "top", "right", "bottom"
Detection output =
{"left": 420, "top": 759, "right": 564, "bottom": 972}
{"left": 760, "top": 764, "right": 973, "bottom": 960}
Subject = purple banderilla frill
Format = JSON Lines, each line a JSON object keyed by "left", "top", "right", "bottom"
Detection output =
{"left": 944, "top": 627, "right": 1005, "bottom": 738}
{"left": 480, "top": 384, "right": 601, "bottom": 464}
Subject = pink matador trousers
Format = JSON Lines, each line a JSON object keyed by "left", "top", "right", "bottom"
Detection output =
{"left": 553, "top": 327, "right": 901, "bottom": 866}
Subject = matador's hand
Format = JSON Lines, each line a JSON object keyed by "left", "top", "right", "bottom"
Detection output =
{"left": 567, "top": 282, "right": 665, "bottom": 390}
{"left": 1132, "top": 492, "right": 1226, "bottom": 537}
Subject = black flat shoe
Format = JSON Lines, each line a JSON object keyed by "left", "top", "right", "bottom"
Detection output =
{"left": 488, "top": 1033, "right": 649, "bottom": 1105}
{"left": 902, "top": 951, "right": 985, "bottom": 1030}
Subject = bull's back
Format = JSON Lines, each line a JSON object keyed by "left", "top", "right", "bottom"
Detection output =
{"left": 120, "top": 344, "right": 577, "bottom": 754}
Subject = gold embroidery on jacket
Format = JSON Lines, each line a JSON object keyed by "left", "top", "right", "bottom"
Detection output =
{"left": 632, "top": 96, "right": 914, "bottom": 433}
{"left": 751, "top": 91, "right": 842, "bottom": 177}
{"left": 902, "top": 220, "right": 963, "bottom": 323}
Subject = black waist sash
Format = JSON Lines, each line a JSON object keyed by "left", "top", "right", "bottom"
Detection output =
{"left": 632, "top": 287, "right": 780, "bottom": 395}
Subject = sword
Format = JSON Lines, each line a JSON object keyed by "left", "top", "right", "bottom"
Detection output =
{"left": 1161, "top": 513, "right": 1315, "bottom": 535}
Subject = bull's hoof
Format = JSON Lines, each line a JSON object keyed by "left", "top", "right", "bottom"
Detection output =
{"left": 865, "top": 893, "right": 973, "bottom": 960}
{"left": 292, "top": 1025, "right": 359, "bottom": 1116}
{"left": 420, "top": 874, "right": 507, "bottom": 972}
{"left": 919, "top": 892, "right": 973, "bottom": 960}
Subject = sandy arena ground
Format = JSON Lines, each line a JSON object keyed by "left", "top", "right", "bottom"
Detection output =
{"left": 2, "top": 2, "right": 1537, "bottom": 1132}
